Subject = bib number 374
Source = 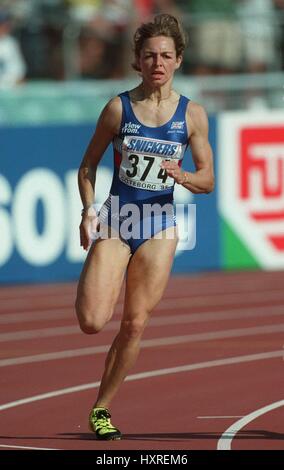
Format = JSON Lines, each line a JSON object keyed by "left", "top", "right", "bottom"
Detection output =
{"left": 119, "top": 135, "right": 183, "bottom": 191}
{"left": 119, "top": 153, "right": 175, "bottom": 191}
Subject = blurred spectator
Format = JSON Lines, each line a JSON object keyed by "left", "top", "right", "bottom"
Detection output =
{"left": 14, "top": 3, "right": 66, "bottom": 80}
{"left": 177, "top": 0, "right": 242, "bottom": 75}
{"left": 68, "top": 0, "right": 133, "bottom": 78}
{"left": 237, "top": 0, "right": 277, "bottom": 72}
{"left": 77, "top": 26, "right": 110, "bottom": 78}
{"left": 0, "top": 9, "right": 27, "bottom": 88}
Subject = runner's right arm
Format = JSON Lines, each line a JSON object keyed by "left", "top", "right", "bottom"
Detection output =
{"left": 78, "top": 97, "right": 122, "bottom": 249}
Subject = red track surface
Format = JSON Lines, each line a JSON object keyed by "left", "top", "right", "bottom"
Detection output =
{"left": 0, "top": 271, "right": 283, "bottom": 451}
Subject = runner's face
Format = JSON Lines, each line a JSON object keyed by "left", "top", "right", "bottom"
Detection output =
{"left": 138, "top": 36, "right": 182, "bottom": 86}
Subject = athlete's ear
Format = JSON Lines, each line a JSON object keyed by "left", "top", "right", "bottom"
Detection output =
{"left": 175, "top": 55, "right": 183, "bottom": 70}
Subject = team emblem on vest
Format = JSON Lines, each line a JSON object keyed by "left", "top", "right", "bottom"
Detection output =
{"left": 170, "top": 121, "right": 184, "bottom": 130}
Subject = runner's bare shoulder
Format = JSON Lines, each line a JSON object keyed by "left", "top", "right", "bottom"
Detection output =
{"left": 99, "top": 96, "right": 123, "bottom": 136}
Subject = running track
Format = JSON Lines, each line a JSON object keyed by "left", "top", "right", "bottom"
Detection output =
{"left": 0, "top": 271, "right": 283, "bottom": 451}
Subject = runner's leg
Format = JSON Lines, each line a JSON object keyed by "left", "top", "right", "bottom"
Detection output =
{"left": 94, "top": 226, "right": 178, "bottom": 407}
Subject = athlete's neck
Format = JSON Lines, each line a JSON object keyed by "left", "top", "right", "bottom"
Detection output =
{"left": 137, "top": 83, "right": 174, "bottom": 104}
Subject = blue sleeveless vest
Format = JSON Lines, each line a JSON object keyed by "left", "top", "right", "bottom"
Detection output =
{"left": 110, "top": 91, "right": 189, "bottom": 202}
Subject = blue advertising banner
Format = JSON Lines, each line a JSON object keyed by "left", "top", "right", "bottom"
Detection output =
{"left": 0, "top": 117, "right": 219, "bottom": 283}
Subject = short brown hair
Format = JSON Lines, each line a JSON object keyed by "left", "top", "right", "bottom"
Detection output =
{"left": 132, "top": 14, "right": 187, "bottom": 71}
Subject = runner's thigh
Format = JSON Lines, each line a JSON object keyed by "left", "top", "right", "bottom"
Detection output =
{"left": 76, "top": 237, "right": 131, "bottom": 328}
{"left": 123, "top": 227, "right": 178, "bottom": 320}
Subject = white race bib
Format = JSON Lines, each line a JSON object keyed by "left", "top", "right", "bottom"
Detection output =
{"left": 119, "top": 136, "right": 183, "bottom": 191}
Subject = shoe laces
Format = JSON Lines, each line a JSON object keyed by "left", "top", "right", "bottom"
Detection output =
{"left": 93, "top": 409, "right": 115, "bottom": 430}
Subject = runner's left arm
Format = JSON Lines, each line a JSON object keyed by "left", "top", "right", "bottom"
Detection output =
{"left": 161, "top": 102, "right": 214, "bottom": 194}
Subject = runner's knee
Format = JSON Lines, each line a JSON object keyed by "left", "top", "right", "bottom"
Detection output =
{"left": 120, "top": 316, "right": 148, "bottom": 340}
{"left": 75, "top": 300, "right": 109, "bottom": 334}
{"left": 79, "top": 318, "right": 104, "bottom": 335}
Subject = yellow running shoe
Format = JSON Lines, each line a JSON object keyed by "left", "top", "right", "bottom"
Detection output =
{"left": 89, "top": 407, "right": 122, "bottom": 440}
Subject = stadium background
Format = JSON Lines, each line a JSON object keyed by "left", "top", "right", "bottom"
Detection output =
{"left": 1, "top": 0, "right": 284, "bottom": 283}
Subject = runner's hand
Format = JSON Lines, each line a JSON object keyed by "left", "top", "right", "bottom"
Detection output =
{"left": 161, "top": 161, "right": 186, "bottom": 185}
{"left": 79, "top": 208, "right": 98, "bottom": 251}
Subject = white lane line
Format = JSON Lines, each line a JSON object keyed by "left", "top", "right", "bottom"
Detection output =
{"left": 1, "top": 278, "right": 284, "bottom": 307}
{"left": 1, "top": 324, "right": 284, "bottom": 367}
{"left": 217, "top": 399, "right": 284, "bottom": 450}
{"left": 2, "top": 287, "right": 284, "bottom": 320}
{"left": 1, "top": 304, "right": 284, "bottom": 342}
{"left": 197, "top": 416, "right": 244, "bottom": 419}
{"left": 158, "top": 289, "right": 284, "bottom": 310}
{"left": 0, "top": 345, "right": 109, "bottom": 367}
{"left": 0, "top": 325, "right": 81, "bottom": 342}
{"left": 0, "top": 350, "right": 282, "bottom": 413}
{"left": 0, "top": 444, "right": 58, "bottom": 450}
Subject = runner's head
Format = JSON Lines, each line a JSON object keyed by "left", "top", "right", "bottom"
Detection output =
{"left": 132, "top": 14, "right": 187, "bottom": 81}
